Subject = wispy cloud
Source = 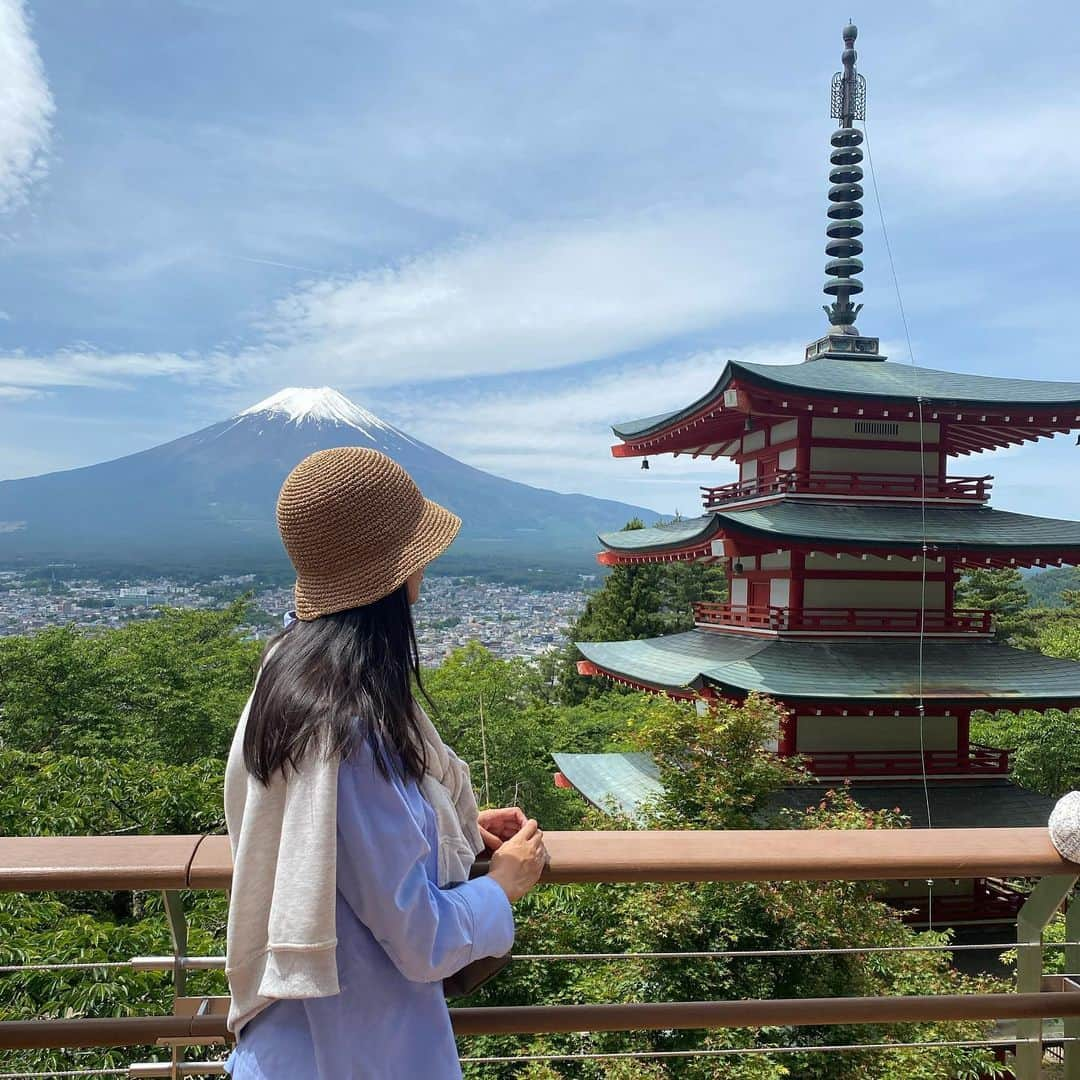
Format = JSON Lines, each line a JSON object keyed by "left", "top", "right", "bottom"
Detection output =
{"left": 0, "top": 0, "right": 53, "bottom": 212}
{"left": 253, "top": 208, "right": 805, "bottom": 386}
{"left": 0, "top": 349, "right": 210, "bottom": 390}
{"left": 378, "top": 342, "right": 801, "bottom": 511}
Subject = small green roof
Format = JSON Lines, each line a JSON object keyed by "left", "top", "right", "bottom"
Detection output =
{"left": 599, "top": 515, "right": 719, "bottom": 554}
{"left": 577, "top": 630, "right": 1080, "bottom": 702}
{"left": 612, "top": 358, "right": 1080, "bottom": 441}
{"left": 551, "top": 752, "right": 663, "bottom": 821}
{"left": 598, "top": 501, "right": 1080, "bottom": 554}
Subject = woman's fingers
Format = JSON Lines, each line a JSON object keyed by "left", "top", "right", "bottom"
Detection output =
{"left": 515, "top": 818, "right": 539, "bottom": 841}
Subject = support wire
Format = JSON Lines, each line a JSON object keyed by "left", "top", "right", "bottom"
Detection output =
{"left": 863, "top": 119, "right": 934, "bottom": 929}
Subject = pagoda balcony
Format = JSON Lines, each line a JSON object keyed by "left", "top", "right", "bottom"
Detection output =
{"left": 701, "top": 470, "right": 992, "bottom": 509}
{"left": 694, "top": 602, "right": 994, "bottom": 636}
{"left": 800, "top": 744, "right": 1013, "bottom": 780}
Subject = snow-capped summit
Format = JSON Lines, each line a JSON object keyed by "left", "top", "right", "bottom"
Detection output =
{"left": 239, "top": 387, "right": 404, "bottom": 439}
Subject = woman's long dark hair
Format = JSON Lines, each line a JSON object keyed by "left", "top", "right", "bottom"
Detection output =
{"left": 244, "top": 584, "right": 429, "bottom": 785}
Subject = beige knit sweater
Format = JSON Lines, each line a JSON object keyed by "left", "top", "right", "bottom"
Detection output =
{"left": 223, "top": 688, "right": 484, "bottom": 1036}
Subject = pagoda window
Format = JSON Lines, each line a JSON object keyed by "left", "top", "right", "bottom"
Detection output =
{"left": 777, "top": 447, "right": 798, "bottom": 471}
{"left": 740, "top": 457, "right": 758, "bottom": 482}
{"left": 769, "top": 578, "right": 791, "bottom": 607}
{"left": 811, "top": 418, "right": 941, "bottom": 443}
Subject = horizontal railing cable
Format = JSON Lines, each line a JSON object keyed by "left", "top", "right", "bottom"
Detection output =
{"left": 460, "top": 1036, "right": 1069, "bottom": 1065}
{"left": 4, "top": 939, "right": 1078, "bottom": 975}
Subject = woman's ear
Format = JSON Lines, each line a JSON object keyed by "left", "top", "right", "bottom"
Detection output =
{"left": 406, "top": 568, "right": 425, "bottom": 605}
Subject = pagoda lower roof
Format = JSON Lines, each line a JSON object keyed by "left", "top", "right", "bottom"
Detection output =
{"left": 552, "top": 752, "right": 663, "bottom": 822}
{"left": 598, "top": 501, "right": 1080, "bottom": 558}
{"left": 550, "top": 753, "right": 1055, "bottom": 829}
{"left": 769, "top": 781, "right": 1056, "bottom": 830}
{"left": 576, "top": 630, "right": 1080, "bottom": 704}
{"left": 612, "top": 358, "right": 1080, "bottom": 442}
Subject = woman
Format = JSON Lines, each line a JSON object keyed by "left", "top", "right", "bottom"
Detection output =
{"left": 224, "top": 447, "right": 548, "bottom": 1079}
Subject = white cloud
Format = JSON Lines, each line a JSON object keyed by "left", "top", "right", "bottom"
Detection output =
{"left": 0, "top": 0, "right": 53, "bottom": 212}
{"left": 876, "top": 99, "right": 1080, "bottom": 205}
{"left": 0, "top": 384, "right": 40, "bottom": 400}
{"left": 253, "top": 208, "right": 804, "bottom": 386}
{"left": 0, "top": 349, "right": 210, "bottom": 390}
{"left": 379, "top": 342, "right": 802, "bottom": 512}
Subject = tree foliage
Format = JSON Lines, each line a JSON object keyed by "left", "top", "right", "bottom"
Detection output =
{"left": 0, "top": 602, "right": 260, "bottom": 763}
{"left": 558, "top": 520, "right": 727, "bottom": 703}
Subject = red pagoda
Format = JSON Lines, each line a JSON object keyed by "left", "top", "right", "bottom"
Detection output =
{"left": 559, "top": 24, "right": 1080, "bottom": 926}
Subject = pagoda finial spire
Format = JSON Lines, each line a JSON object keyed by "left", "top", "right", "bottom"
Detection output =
{"left": 805, "top": 23, "right": 882, "bottom": 362}
{"left": 823, "top": 22, "right": 866, "bottom": 333}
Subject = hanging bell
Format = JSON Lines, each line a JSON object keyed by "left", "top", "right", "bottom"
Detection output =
{"left": 641, "top": 458, "right": 650, "bottom": 470}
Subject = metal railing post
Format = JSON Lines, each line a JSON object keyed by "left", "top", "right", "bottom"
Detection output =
{"left": 1015, "top": 874, "right": 1077, "bottom": 1079}
{"left": 1066, "top": 894, "right": 1080, "bottom": 1079}
{"left": 162, "top": 890, "right": 189, "bottom": 1080}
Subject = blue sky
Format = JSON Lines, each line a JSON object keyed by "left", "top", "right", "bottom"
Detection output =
{"left": 1, "top": 0, "right": 1080, "bottom": 517}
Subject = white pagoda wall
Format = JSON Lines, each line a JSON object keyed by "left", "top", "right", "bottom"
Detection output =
{"left": 803, "top": 578, "right": 946, "bottom": 610}
{"left": 796, "top": 714, "right": 958, "bottom": 752}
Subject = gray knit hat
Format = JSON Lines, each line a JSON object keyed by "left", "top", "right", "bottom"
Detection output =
{"left": 276, "top": 447, "right": 460, "bottom": 620}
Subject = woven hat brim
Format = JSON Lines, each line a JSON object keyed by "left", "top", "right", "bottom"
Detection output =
{"left": 293, "top": 498, "right": 461, "bottom": 620}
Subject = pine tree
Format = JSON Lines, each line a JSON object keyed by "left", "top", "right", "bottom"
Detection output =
{"left": 557, "top": 520, "right": 728, "bottom": 702}
{"left": 955, "top": 567, "right": 1035, "bottom": 646}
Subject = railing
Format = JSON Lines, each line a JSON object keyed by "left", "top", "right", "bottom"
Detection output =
{"left": 1, "top": 830, "right": 1079, "bottom": 1078}
{"left": 700, "top": 470, "right": 993, "bottom": 507}
{"left": 802, "top": 743, "right": 1013, "bottom": 779}
{"left": 694, "top": 602, "right": 994, "bottom": 635}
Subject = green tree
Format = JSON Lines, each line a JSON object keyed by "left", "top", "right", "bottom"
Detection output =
{"left": 459, "top": 693, "right": 1006, "bottom": 1079}
{"left": 558, "top": 520, "right": 728, "bottom": 703}
{"left": 955, "top": 568, "right": 1036, "bottom": 646}
{"left": 0, "top": 602, "right": 260, "bottom": 762}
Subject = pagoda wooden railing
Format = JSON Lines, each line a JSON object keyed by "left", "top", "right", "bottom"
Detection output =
{"left": 700, "top": 470, "right": 993, "bottom": 507}
{"left": 694, "top": 602, "right": 994, "bottom": 635}
{"left": 1, "top": 830, "right": 1079, "bottom": 1078}
{"left": 801, "top": 744, "right": 1013, "bottom": 780}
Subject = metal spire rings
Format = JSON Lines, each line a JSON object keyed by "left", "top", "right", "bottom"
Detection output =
{"left": 823, "top": 23, "right": 866, "bottom": 334}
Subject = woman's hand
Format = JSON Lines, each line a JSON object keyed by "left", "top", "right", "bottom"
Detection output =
{"left": 478, "top": 806, "right": 527, "bottom": 852}
{"left": 487, "top": 819, "right": 547, "bottom": 902}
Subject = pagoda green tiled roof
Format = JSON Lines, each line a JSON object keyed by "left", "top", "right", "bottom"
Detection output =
{"left": 599, "top": 516, "right": 720, "bottom": 553}
{"left": 551, "top": 757, "right": 1056, "bottom": 828}
{"left": 612, "top": 358, "right": 1080, "bottom": 441}
{"left": 598, "top": 502, "right": 1080, "bottom": 553}
{"left": 551, "top": 752, "right": 663, "bottom": 821}
{"left": 576, "top": 630, "right": 1080, "bottom": 702}
{"left": 769, "top": 781, "right": 1056, "bottom": 830}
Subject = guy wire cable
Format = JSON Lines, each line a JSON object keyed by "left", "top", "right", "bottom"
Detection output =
{"left": 862, "top": 118, "right": 935, "bottom": 930}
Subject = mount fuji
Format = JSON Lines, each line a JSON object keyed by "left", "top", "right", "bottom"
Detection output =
{"left": 0, "top": 388, "right": 651, "bottom": 573}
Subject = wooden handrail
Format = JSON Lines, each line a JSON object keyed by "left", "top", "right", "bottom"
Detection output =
{"left": 0, "top": 829, "right": 1074, "bottom": 892}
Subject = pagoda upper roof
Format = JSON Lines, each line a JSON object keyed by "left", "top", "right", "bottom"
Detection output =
{"left": 599, "top": 501, "right": 1080, "bottom": 560}
{"left": 576, "top": 630, "right": 1080, "bottom": 705}
{"left": 612, "top": 358, "right": 1080, "bottom": 442}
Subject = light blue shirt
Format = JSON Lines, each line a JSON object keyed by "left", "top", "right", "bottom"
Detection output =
{"left": 225, "top": 739, "right": 515, "bottom": 1079}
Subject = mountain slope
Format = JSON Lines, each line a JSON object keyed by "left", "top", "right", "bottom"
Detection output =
{"left": 0, "top": 388, "right": 651, "bottom": 571}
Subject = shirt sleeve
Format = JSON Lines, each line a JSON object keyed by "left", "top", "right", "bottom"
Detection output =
{"left": 335, "top": 744, "right": 515, "bottom": 984}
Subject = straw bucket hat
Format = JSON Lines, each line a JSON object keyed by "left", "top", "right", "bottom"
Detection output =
{"left": 276, "top": 447, "right": 461, "bottom": 620}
